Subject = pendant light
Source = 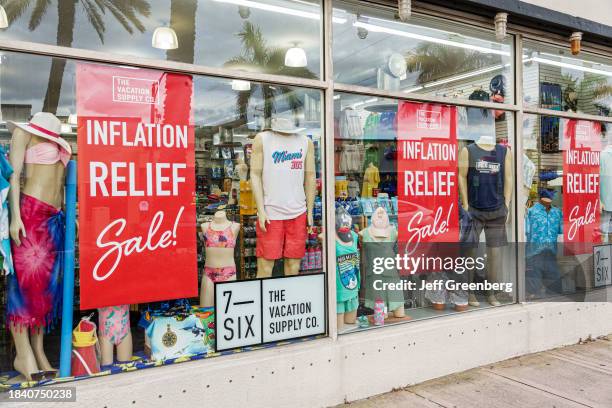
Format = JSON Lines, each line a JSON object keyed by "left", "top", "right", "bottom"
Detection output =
{"left": 285, "top": 43, "right": 307, "bottom": 68}
{"left": 494, "top": 13, "right": 508, "bottom": 41}
{"left": 398, "top": 0, "right": 411, "bottom": 22}
{"left": 0, "top": 6, "right": 7, "bottom": 29}
{"left": 152, "top": 26, "right": 179, "bottom": 50}
{"left": 231, "top": 79, "right": 251, "bottom": 91}
{"left": 570, "top": 32, "right": 583, "bottom": 55}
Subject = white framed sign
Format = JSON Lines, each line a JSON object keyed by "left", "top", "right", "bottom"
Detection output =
{"left": 214, "top": 280, "right": 262, "bottom": 351}
{"left": 593, "top": 244, "right": 612, "bottom": 287}
{"left": 215, "top": 273, "right": 326, "bottom": 352}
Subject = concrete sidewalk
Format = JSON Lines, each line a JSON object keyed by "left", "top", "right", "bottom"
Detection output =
{"left": 334, "top": 335, "right": 612, "bottom": 408}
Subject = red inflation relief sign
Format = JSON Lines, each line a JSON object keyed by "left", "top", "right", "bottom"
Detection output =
{"left": 562, "top": 119, "right": 602, "bottom": 255}
{"left": 396, "top": 102, "right": 459, "bottom": 266}
{"left": 77, "top": 63, "right": 197, "bottom": 309}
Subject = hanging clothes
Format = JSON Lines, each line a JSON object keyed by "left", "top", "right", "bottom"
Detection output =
{"left": 0, "top": 146, "right": 14, "bottom": 276}
{"left": 338, "top": 108, "right": 363, "bottom": 140}
{"left": 362, "top": 164, "right": 380, "bottom": 198}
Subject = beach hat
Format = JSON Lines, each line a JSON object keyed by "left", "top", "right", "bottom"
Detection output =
{"left": 270, "top": 117, "right": 304, "bottom": 134}
{"left": 7, "top": 112, "right": 72, "bottom": 155}
{"left": 370, "top": 206, "right": 391, "bottom": 238}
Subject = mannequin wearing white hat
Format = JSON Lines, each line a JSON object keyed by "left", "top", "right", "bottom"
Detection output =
{"left": 250, "top": 118, "right": 316, "bottom": 277}
{"left": 5, "top": 112, "right": 70, "bottom": 380}
{"left": 359, "top": 206, "right": 405, "bottom": 319}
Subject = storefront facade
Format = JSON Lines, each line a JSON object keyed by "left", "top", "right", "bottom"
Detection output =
{"left": 0, "top": 0, "right": 611, "bottom": 406}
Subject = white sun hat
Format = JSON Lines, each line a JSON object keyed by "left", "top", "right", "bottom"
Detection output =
{"left": 270, "top": 117, "right": 305, "bottom": 134}
{"left": 7, "top": 112, "right": 72, "bottom": 155}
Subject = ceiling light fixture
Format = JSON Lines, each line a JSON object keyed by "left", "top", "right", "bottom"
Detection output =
{"left": 0, "top": 6, "right": 7, "bottom": 29}
{"left": 231, "top": 79, "right": 251, "bottom": 91}
{"left": 398, "top": 0, "right": 411, "bottom": 22}
{"left": 212, "top": 0, "right": 347, "bottom": 23}
{"left": 353, "top": 18, "right": 510, "bottom": 56}
{"left": 531, "top": 56, "right": 612, "bottom": 77}
{"left": 285, "top": 43, "right": 307, "bottom": 68}
{"left": 494, "top": 13, "right": 508, "bottom": 41}
{"left": 152, "top": 26, "right": 179, "bottom": 50}
{"left": 403, "top": 64, "right": 507, "bottom": 93}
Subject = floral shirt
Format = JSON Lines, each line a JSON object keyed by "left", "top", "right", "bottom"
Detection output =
{"left": 525, "top": 202, "right": 562, "bottom": 257}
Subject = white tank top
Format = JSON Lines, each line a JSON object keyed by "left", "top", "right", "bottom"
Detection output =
{"left": 261, "top": 131, "right": 308, "bottom": 220}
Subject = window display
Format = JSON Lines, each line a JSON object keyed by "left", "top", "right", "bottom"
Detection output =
{"left": 0, "top": 51, "right": 324, "bottom": 388}
{"left": 522, "top": 114, "right": 610, "bottom": 299}
{"left": 334, "top": 93, "right": 516, "bottom": 333}
{"left": 333, "top": 0, "right": 514, "bottom": 103}
{"left": 523, "top": 41, "right": 612, "bottom": 117}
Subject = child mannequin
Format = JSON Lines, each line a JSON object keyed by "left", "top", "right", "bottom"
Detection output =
{"left": 335, "top": 207, "right": 360, "bottom": 331}
{"left": 200, "top": 210, "right": 240, "bottom": 307}
{"left": 360, "top": 206, "right": 405, "bottom": 318}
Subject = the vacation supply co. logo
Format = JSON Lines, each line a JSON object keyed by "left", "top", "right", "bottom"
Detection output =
{"left": 272, "top": 149, "right": 303, "bottom": 169}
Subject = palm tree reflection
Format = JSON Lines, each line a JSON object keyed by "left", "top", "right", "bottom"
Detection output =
{"left": 3, "top": 0, "right": 151, "bottom": 113}
{"left": 225, "top": 21, "right": 315, "bottom": 128}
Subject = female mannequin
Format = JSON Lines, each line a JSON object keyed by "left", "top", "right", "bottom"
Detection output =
{"left": 200, "top": 210, "right": 240, "bottom": 307}
{"left": 6, "top": 113, "right": 70, "bottom": 380}
{"left": 360, "top": 206, "right": 405, "bottom": 318}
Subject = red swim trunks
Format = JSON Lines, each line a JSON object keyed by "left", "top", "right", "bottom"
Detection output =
{"left": 256, "top": 212, "right": 307, "bottom": 260}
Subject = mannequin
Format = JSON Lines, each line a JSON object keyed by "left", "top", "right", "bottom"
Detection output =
{"left": 200, "top": 210, "right": 240, "bottom": 306}
{"left": 362, "top": 162, "right": 380, "bottom": 198}
{"left": 360, "top": 206, "right": 405, "bottom": 318}
{"left": 458, "top": 134, "right": 513, "bottom": 307}
{"left": 600, "top": 144, "right": 612, "bottom": 242}
{"left": 525, "top": 189, "right": 563, "bottom": 298}
{"left": 250, "top": 118, "right": 316, "bottom": 277}
{"left": 6, "top": 113, "right": 70, "bottom": 380}
{"left": 335, "top": 207, "right": 360, "bottom": 331}
{"left": 98, "top": 305, "right": 132, "bottom": 365}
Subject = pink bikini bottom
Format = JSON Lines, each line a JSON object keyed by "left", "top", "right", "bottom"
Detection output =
{"left": 205, "top": 266, "right": 236, "bottom": 282}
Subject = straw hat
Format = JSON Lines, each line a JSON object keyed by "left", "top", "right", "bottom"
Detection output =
{"left": 7, "top": 112, "right": 72, "bottom": 155}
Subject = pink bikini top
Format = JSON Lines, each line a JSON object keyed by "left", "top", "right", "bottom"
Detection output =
{"left": 25, "top": 142, "right": 70, "bottom": 167}
{"left": 204, "top": 224, "right": 237, "bottom": 248}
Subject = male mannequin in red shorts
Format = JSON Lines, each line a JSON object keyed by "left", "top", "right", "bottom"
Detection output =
{"left": 250, "top": 118, "right": 316, "bottom": 277}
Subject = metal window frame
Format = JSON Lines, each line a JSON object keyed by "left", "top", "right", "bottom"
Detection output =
{"left": 0, "top": 0, "right": 610, "bottom": 339}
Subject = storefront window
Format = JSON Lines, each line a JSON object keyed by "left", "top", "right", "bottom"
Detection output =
{"left": 332, "top": 1, "right": 514, "bottom": 104}
{"left": 521, "top": 114, "right": 612, "bottom": 300}
{"left": 0, "top": 0, "right": 322, "bottom": 78}
{"left": 523, "top": 41, "right": 612, "bottom": 117}
{"left": 334, "top": 92, "right": 516, "bottom": 334}
{"left": 0, "top": 50, "right": 325, "bottom": 386}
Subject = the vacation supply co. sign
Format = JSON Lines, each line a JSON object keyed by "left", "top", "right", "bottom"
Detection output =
{"left": 214, "top": 274, "right": 326, "bottom": 351}
{"left": 76, "top": 63, "right": 197, "bottom": 309}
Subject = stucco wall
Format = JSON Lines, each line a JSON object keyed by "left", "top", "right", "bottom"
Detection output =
{"left": 522, "top": 0, "right": 612, "bottom": 27}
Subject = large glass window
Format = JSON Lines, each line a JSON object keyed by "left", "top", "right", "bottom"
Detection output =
{"left": 521, "top": 114, "right": 612, "bottom": 300}
{"left": 333, "top": 92, "right": 516, "bottom": 334}
{"left": 0, "top": 50, "right": 324, "bottom": 386}
{"left": 0, "top": 0, "right": 322, "bottom": 78}
{"left": 523, "top": 40, "right": 612, "bottom": 117}
{"left": 332, "top": 1, "right": 514, "bottom": 104}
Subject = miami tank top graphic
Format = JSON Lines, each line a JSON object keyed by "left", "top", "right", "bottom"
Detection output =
{"left": 467, "top": 143, "right": 506, "bottom": 211}
{"left": 262, "top": 131, "right": 308, "bottom": 220}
